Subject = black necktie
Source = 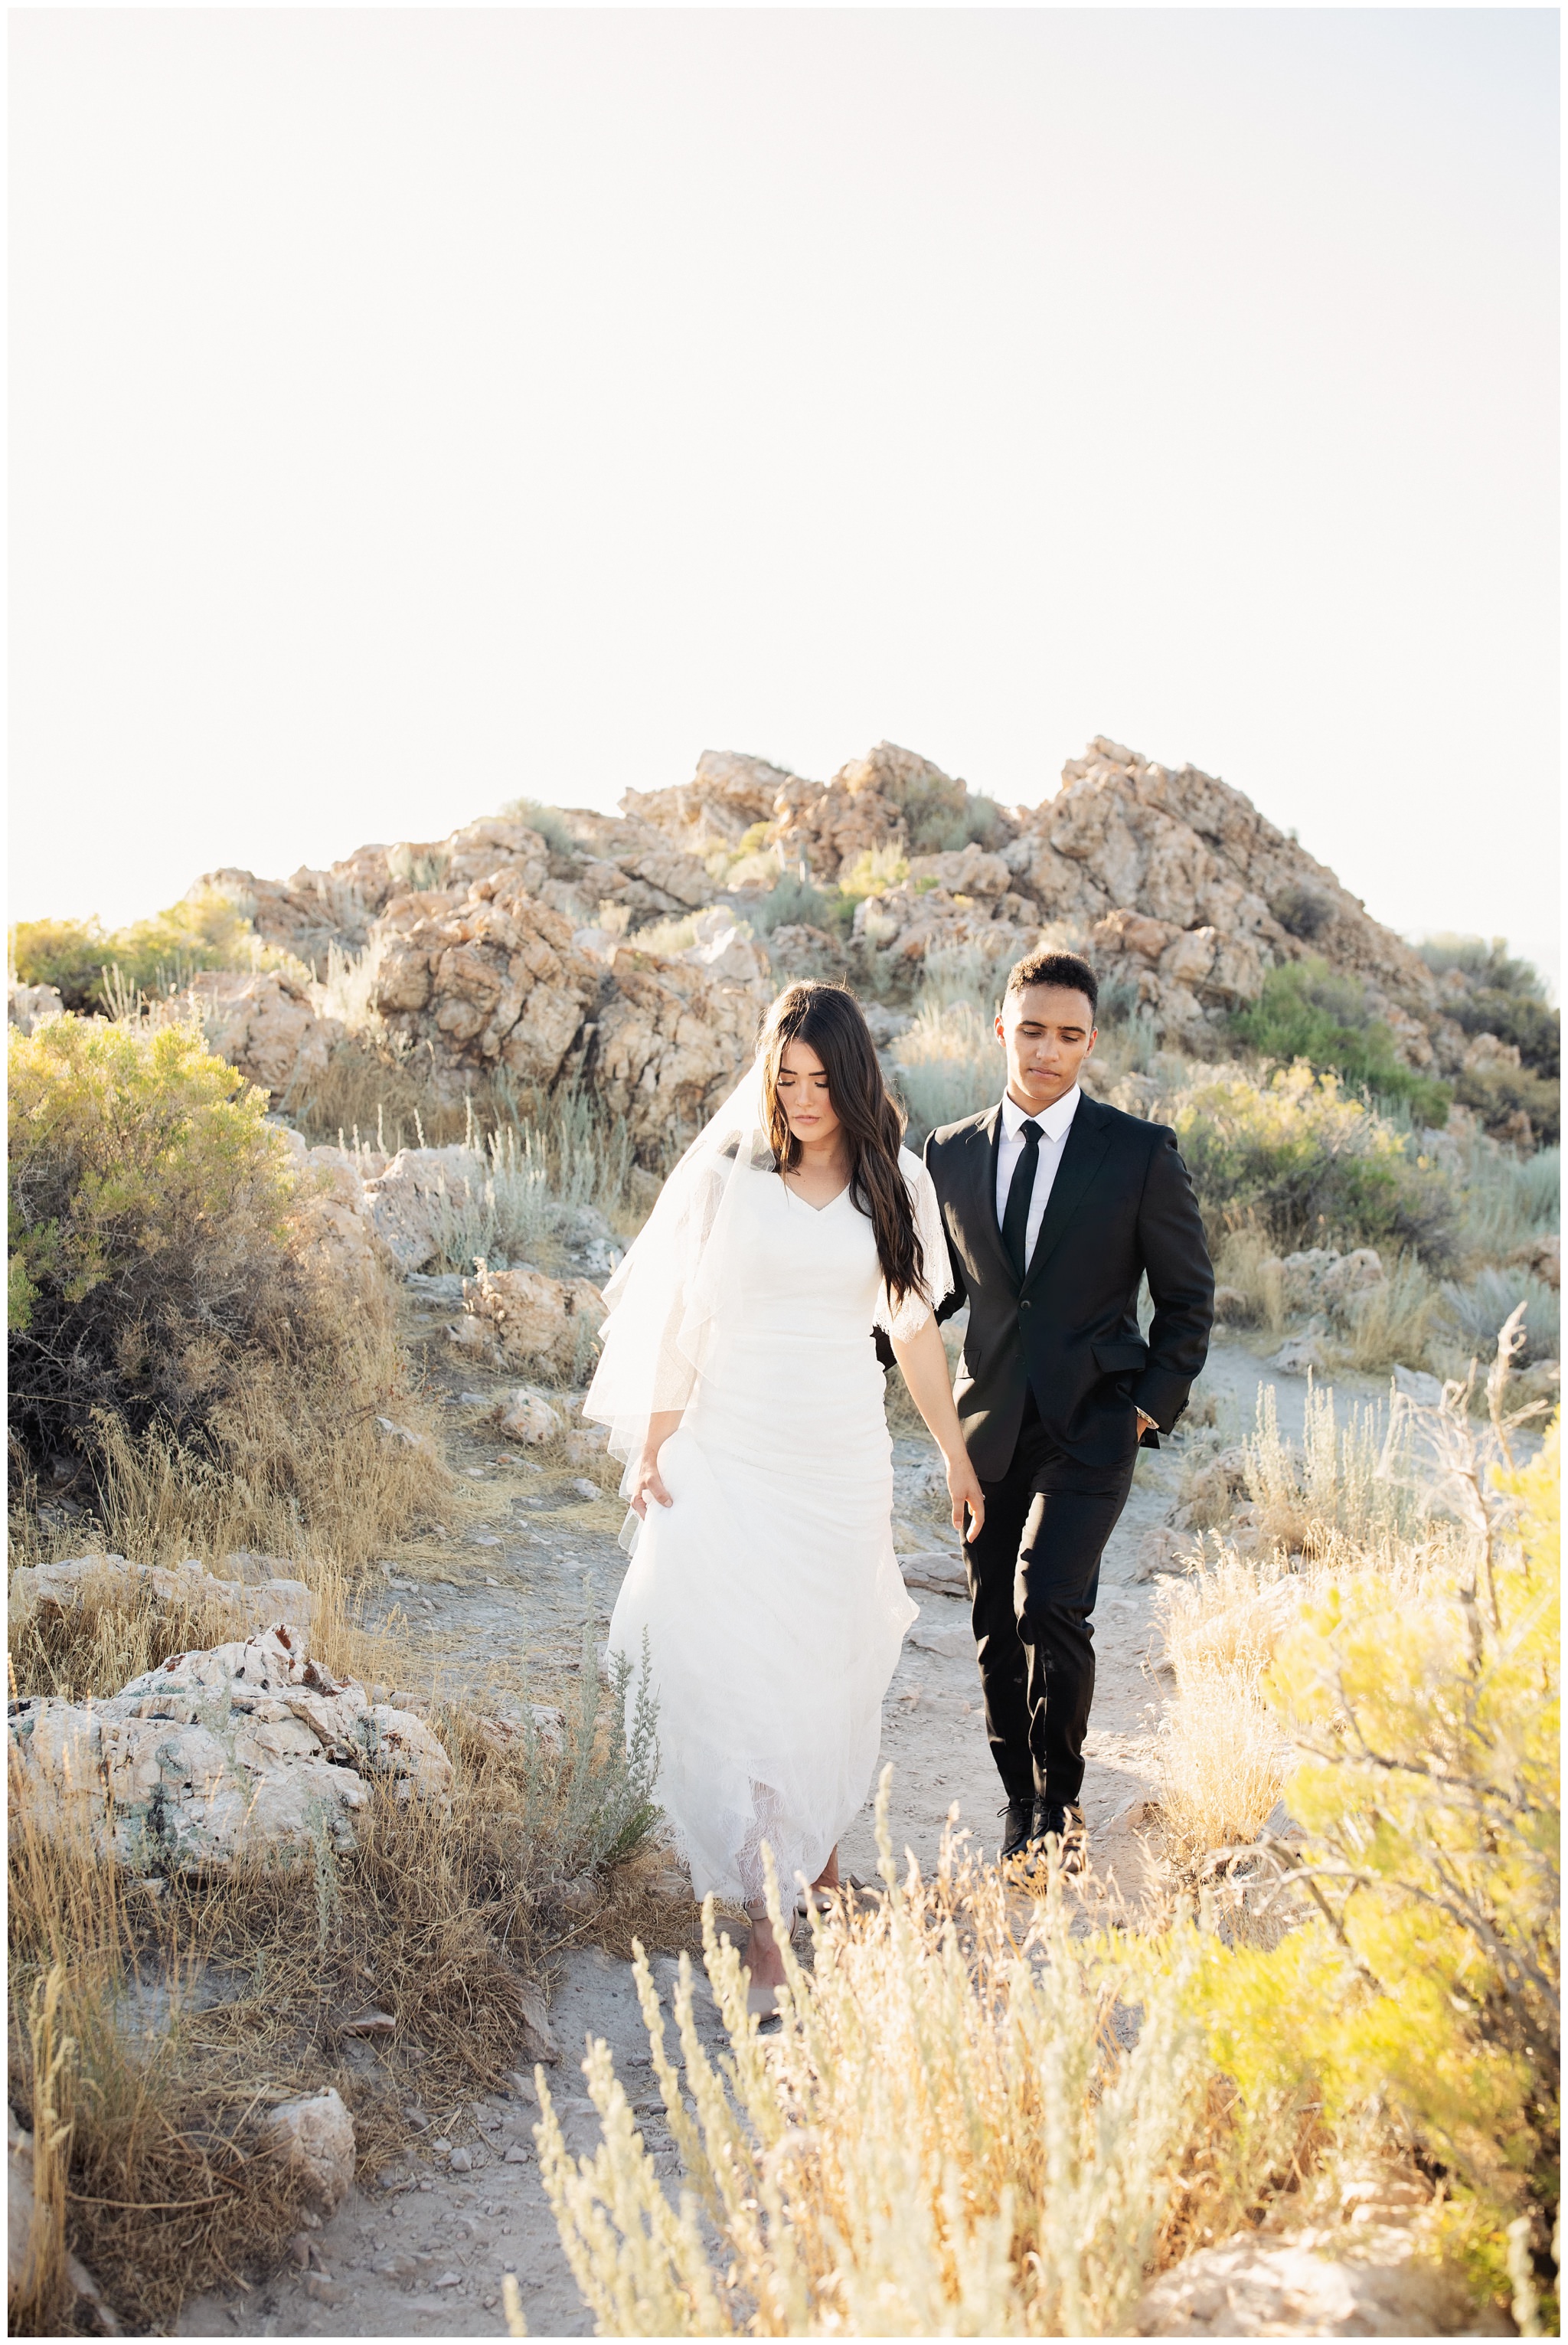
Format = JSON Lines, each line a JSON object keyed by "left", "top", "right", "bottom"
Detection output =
{"left": 1001, "top": 1119, "right": 1043, "bottom": 1279}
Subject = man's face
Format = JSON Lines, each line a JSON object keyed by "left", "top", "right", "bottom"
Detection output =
{"left": 996, "top": 984, "right": 1097, "bottom": 1113}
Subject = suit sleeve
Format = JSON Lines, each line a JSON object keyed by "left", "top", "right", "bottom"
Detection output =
{"left": 922, "top": 1130, "right": 969, "bottom": 1326}
{"left": 1132, "top": 1126, "right": 1214, "bottom": 1436}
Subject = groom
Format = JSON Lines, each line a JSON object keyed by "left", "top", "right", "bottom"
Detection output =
{"left": 923, "top": 950, "right": 1214, "bottom": 1872}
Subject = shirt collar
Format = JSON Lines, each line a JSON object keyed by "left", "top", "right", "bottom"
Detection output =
{"left": 1001, "top": 1084, "right": 1082, "bottom": 1146}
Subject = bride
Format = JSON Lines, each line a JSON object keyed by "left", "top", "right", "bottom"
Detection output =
{"left": 583, "top": 982, "right": 985, "bottom": 2014}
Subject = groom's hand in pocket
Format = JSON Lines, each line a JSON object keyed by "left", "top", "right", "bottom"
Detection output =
{"left": 946, "top": 1454, "right": 985, "bottom": 1543}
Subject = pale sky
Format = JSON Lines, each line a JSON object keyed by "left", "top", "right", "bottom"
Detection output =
{"left": 10, "top": 8, "right": 1560, "bottom": 983}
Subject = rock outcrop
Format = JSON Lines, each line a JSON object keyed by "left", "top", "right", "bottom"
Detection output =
{"left": 370, "top": 864, "right": 602, "bottom": 1091}
{"left": 8, "top": 1625, "right": 452, "bottom": 1873}
{"left": 621, "top": 747, "right": 798, "bottom": 857}
{"left": 191, "top": 970, "right": 345, "bottom": 1103}
{"left": 185, "top": 734, "right": 1514, "bottom": 1137}
{"left": 8, "top": 1552, "right": 315, "bottom": 1637}
{"left": 587, "top": 932, "right": 773, "bottom": 1155}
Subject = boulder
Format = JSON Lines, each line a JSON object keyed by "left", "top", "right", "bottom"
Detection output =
{"left": 851, "top": 885, "right": 1034, "bottom": 970}
{"left": 8, "top": 2109, "right": 121, "bottom": 2334}
{"left": 1131, "top": 2228, "right": 1481, "bottom": 2337}
{"left": 680, "top": 909, "right": 773, "bottom": 987}
{"left": 906, "top": 844, "right": 1014, "bottom": 898}
{"left": 8, "top": 982, "right": 64, "bottom": 1035}
{"left": 263, "top": 2088, "right": 356, "bottom": 2217}
{"left": 769, "top": 742, "right": 1002, "bottom": 884}
{"left": 361, "top": 1146, "right": 488, "bottom": 1273}
{"left": 460, "top": 1267, "right": 606, "bottom": 1382}
{"left": 475, "top": 1703, "right": 567, "bottom": 1758}
{"left": 188, "top": 970, "right": 345, "bottom": 1104}
{"left": 1269, "top": 1335, "right": 1329, "bottom": 1376}
{"left": 1259, "top": 1247, "right": 1384, "bottom": 1316}
{"left": 274, "top": 1133, "right": 390, "bottom": 1285}
{"left": 495, "top": 1388, "right": 565, "bottom": 1444}
{"left": 8, "top": 1626, "right": 452, "bottom": 1874}
{"left": 767, "top": 923, "right": 847, "bottom": 982}
{"left": 8, "top": 1552, "right": 314, "bottom": 1636}
{"left": 1318, "top": 1248, "right": 1386, "bottom": 1306}
{"left": 621, "top": 749, "right": 798, "bottom": 855}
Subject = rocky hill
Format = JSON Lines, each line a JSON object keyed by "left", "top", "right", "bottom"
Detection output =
{"left": 157, "top": 734, "right": 1534, "bottom": 1157}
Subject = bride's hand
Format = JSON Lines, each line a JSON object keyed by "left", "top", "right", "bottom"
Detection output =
{"left": 629, "top": 1448, "right": 674, "bottom": 1519}
{"left": 946, "top": 1451, "right": 985, "bottom": 1542}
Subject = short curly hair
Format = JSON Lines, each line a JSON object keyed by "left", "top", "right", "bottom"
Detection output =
{"left": 1004, "top": 950, "right": 1099, "bottom": 1018}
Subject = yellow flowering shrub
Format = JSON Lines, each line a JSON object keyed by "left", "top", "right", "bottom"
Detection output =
{"left": 1174, "top": 1423, "right": 1559, "bottom": 2295}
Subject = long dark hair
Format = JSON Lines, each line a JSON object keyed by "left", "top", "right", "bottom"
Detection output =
{"left": 759, "top": 983, "right": 926, "bottom": 1310}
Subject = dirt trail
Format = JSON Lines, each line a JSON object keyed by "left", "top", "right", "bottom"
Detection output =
{"left": 177, "top": 1334, "right": 1389, "bottom": 2341}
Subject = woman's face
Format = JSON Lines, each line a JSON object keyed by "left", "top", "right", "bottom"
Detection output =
{"left": 775, "top": 1038, "right": 841, "bottom": 1150}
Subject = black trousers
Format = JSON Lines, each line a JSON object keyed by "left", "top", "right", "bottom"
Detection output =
{"left": 965, "top": 1391, "right": 1138, "bottom": 1807}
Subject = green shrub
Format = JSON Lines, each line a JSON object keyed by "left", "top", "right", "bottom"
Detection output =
{"left": 1457, "top": 1143, "right": 1561, "bottom": 1264}
{"left": 1419, "top": 933, "right": 1550, "bottom": 1002}
{"left": 1448, "top": 991, "right": 1559, "bottom": 1079}
{"left": 8, "top": 1016, "right": 440, "bottom": 1560}
{"left": 11, "top": 891, "right": 264, "bottom": 1016}
{"left": 745, "top": 872, "right": 853, "bottom": 938}
{"left": 1453, "top": 1059, "right": 1560, "bottom": 1149}
{"left": 1440, "top": 1267, "right": 1560, "bottom": 1366}
{"left": 498, "top": 796, "right": 579, "bottom": 859}
{"left": 1230, "top": 960, "right": 1452, "bottom": 1123}
{"left": 1168, "top": 1060, "right": 1458, "bottom": 1263}
{"left": 838, "top": 845, "right": 910, "bottom": 901}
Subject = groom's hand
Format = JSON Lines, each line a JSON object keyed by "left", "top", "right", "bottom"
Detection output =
{"left": 946, "top": 1454, "right": 985, "bottom": 1543}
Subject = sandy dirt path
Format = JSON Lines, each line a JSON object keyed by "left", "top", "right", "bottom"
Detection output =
{"left": 178, "top": 1333, "right": 1387, "bottom": 2341}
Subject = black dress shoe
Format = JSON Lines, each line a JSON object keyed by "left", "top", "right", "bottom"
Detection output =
{"left": 998, "top": 1798, "right": 1034, "bottom": 1863}
{"left": 1027, "top": 1798, "right": 1088, "bottom": 1875}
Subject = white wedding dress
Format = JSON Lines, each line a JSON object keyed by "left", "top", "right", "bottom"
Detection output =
{"left": 590, "top": 1132, "right": 949, "bottom": 1905}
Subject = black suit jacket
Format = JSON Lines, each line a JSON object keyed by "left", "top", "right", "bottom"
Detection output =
{"left": 923, "top": 1092, "right": 1214, "bottom": 1480}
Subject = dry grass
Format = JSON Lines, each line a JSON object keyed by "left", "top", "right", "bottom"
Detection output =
{"left": 283, "top": 1031, "right": 492, "bottom": 1151}
{"left": 1154, "top": 1552, "right": 1297, "bottom": 1869}
{"left": 10, "top": 1286, "right": 449, "bottom": 1583}
{"left": 536, "top": 1788, "right": 1308, "bottom": 2337}
{"left": 1210, "top": 1223, "right": 1288, "bottom": 1334}
{"left": 1328, "top": 1249, "right": 1441, "bottom": 1372}
{"left": 1243, "top": 1378, "right": 1425, "bottom": 1555}
{"left": 884, "top": 1317, "right": 966, "bottom": 1443}
{"left": 7, "top": 1551, "right": 665, "bottom": 2333}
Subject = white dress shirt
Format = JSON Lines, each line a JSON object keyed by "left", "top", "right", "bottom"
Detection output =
{"left": 994, "top": 1084, "right": 1082, "bottom": 1271}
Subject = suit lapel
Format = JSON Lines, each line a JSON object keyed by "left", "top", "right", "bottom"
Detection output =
{"left": 962, "top": 1104, "right": 1015, "bottom": 1291}
{"left": 1021, "top": 1094, "right": 1116, "bottom": 1292}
